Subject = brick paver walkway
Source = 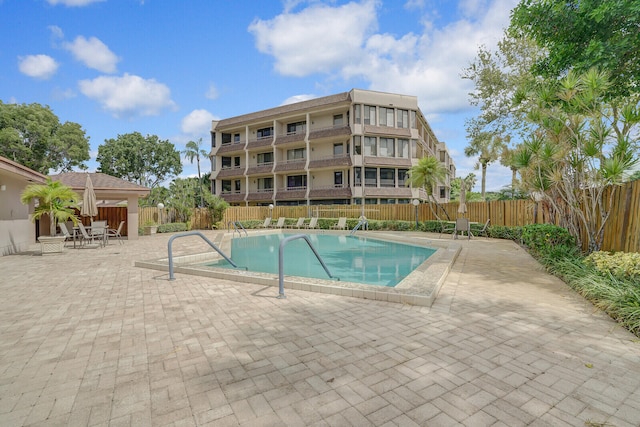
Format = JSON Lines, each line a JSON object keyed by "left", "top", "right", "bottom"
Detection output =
{"left": 0, "top": 231, "right": 638, "bottom": 426}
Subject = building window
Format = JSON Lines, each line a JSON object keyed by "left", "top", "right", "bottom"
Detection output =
{"left": 398, "top": 169, "right": 408, "bottom": 186}
{"left": 234, "top": 157, "right": 240, "bottom": 167}
{"left": 258, "top": 177, "right": 273, "bottom": 191}
{"left": 364, "top": 105, "right": 376, "bottom": 125}
{"left": 410, "top": 110, "right": 416, "bottom": 128}
{"left": 287, "top": 175, "right": 307, "bottom": 189}
{"left": 439, "top": 151, "right": 446, "bottom": 162}
{"left": 365, "top": 167, "right": 377, "bottom": 187}
{"left": 287, "top": 147, "right": 306, "bottom": 161}
{"left": 234, "top": 180, "right": 241, "bottom": 193}
{"left": 411, "top": 140, "right": 417, "bottom": 158}
{"left": 211, "top": 132, "right": 216, "bottom": 148}
{"left": 379, "top": 138, "right": 395, "bottom": 157}
{"left": 257, "top": 127, "right": 273, "bottom": 139}
{"left": 257, "top": 152, "right": 273, "bottom": 165}
{"left": 221, "top": 180, "right": 231, "bottom": 193}
{"left": 221, "top": 157, "right": 232, "bottom": 169}
{"left": 333, "top": 143, "right": 343, "bottom": 156}
{"left": 353, "top": 136, "right": 361, "bottom": 155}
{"left": 364, "top": 136, "right": 376, "bottom": 156}
{"left": 440, "top": 186, "right": 446, "bottom": 199}
{"left": 287, "top": 121, "right": 306, "bottom": 135}
{"left": 233, "top": 133, "right": 241, "bottom": 143}
{"left": 379, "top": 107, "right": 394, "bottom": 127}
{"left": 380, "top": 199, "right": 396, "bottom": 204}
{"left": 380, "top": 168, "right": 395, "bottom": 187}
{"left": 334, "top": 171, "right": 343, "bottom": 187}
{"left": 397, "top": 109, "right": 409, "bottom": 128}
{"left": 221, "top": 133, "right": 231, "bottom": 144}
{"left": 354, "top": 167, "right": 361, "bottom": 186}
{"left": 398, "top": 139, "right": 409, "bottom": 158}
{"left": 333, "top": 114, "right": 343, "bottom": 126}
{"left": 354, "top": 104, "right": 361, "bottom": 124}
{"left": 211, "top": 157, "right": 216, "bottom": 171}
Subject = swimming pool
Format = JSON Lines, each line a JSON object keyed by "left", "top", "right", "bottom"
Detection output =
{"left": 206, "top": 233, "right": 436, "bottom": 287}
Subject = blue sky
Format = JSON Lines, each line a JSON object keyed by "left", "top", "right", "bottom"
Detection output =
{"left": 0, "top": 0, "right": 519, "bottom": 191}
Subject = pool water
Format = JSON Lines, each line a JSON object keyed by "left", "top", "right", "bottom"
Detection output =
{"left": 206, "top": 233, "right": 436, "bottom": 287}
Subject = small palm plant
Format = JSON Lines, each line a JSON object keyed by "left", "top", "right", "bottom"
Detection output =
{"left": 406, "top": 155, "right": 451, "bottom": 220}
{"left": 20, "top": 178, "right": 80, "bottom": 236}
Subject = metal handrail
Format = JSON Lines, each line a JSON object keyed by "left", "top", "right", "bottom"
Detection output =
{"left": 168, "top": 231, "right": 241, "bottom": 280}
{"left": 227, "top": 220, "right": 248, "bottom": 237}
{"left": 350, "top": 217, "right": 368, "bottom": 235}
{"left": 277, "top": 234, "right": 337, "bottom": 299}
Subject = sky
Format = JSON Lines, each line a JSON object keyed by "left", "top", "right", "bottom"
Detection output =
{"left": 0, "top": 0, "right": 520, "bottom": 192}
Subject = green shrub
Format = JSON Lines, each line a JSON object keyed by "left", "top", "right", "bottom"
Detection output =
{"left": 521, "top": 224, "right": 577, "bottom": 256}
{"left": 584, "top": 251, "right": 640, "bottom": 282}
{"left": 158, "top": 222, "right": 188, "bottom": 233}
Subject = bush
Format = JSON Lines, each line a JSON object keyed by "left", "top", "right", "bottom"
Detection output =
{"left": 521, "top": 224, "right": 577, "bottom": 256}
{"left": 158, "top": 222, "right": 188, "bottom": 233}
{"left": 584, "top": 251, "right": 640, "bottom": 282}
{"left": 487, "top": 225, "right": 523, "bottom": 241}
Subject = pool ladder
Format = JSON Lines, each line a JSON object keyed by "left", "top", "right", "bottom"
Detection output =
{"left": 227, "top": 220, "right": 247, "bottom": 237}
{"left": 350, "top": 217, "right": 368, "bottom": 235}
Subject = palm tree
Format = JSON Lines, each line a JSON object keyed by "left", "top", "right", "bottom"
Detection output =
{"left": 406, "top": 155, "right": 450, "bottom": 220}
{"left": 464, "top": 132, "right": 505, "bottom": 199}
{"left": 20, "top": 178, "right": 79, "bottom": 236}
{"left": 182, "top": 138, "right": 209, "bottom": 207}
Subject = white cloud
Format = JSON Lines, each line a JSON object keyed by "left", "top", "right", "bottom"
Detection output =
{"left": 48, "top": 25, "right": 64, "bottom": 39}
{"left": 17, "top": 54, "right": 59, "bottom": 79}
{"left": 248, "top": 0, "right": 379, "bottom": 77}
{"left": 205, "top": 83, "right": 219, "bottom": 100}
{"left": 78, "top": 73, "right": 176, "bottom": 118}
{"left": 249, "top": 0, "right": 517, "bottom": 114}
{"left": 46, "top": 0, "right": 105, "bottom": 6}
{"left": 63, "top": 36, "right": 119, "bottom": 73}
{"left": 181, "top": 109, "right": 217, "bottom": 135}
{"left": 281, "top": 94, "right": 317, "bottom": 105}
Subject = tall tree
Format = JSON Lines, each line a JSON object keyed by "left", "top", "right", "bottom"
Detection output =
{"left": 97, "top": 132, "right": 182, "bottom": 188}
{"left": 509, "top": 0, "right": 640, "bottom": 98}
{"left": 0, "top": 101, "right": 90, "bottom": 173}
{"left": 464, "top": 133, "right": 505, "bottom": 200}
{"left": 406, "top": 155, "right": 450, "bottom": 220}
{"left": 514, "top": 69, "right": 638, "bottom": 252}
{"left": 181, "top": 138, "right": 209, "bottom": 207}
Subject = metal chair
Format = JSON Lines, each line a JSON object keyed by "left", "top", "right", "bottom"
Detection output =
{"left": 454, "top": 218, "right": 471, "bottom": 239}
{"left": 106, "top": 221, "right": 125, "bottom": 245}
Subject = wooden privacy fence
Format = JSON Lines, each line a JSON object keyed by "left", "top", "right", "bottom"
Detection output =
{"left": 138, "top": 180, "right": 640, "bottom": 253}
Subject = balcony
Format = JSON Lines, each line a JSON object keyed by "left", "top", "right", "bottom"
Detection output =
{"left": 247, "top": 136, "right": 274, "bottom": 149}
{"left": 247, "top": 189, "right": 274, "bottom": 201}
{"left": 308, "top": 185, "right": 353, "bottom": 199}
{"left": 275, "top": 131, "right": 305, "bottom": 146}
{"left": 308, "top": 124, "right": 351, "bottom": 142}
{"left": 216, "top": 166, "right": 244, "bottom": 178}
{"left": 363, "top": 187, "right": 412, "bottom": 197}
{"left": 276, "top": 186, "right": 307, "bottom": 200}
{"left": 216, "top": 142, "right": 245, "bottom": 154}
{"left": 308, "top": 154, "right": 352, "bottom": 169}
{"left": 246, "top": 162, "right": 273, "bottom": 175}
{"left": 220, "top": 191, "right": 245, "bottom": 203}
{"left": 274, "top": 158, "right": 306, "bottom": 173}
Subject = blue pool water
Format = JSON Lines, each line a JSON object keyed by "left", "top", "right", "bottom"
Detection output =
{"left": 206, "top": 233, "right": 435, "bottom": 287}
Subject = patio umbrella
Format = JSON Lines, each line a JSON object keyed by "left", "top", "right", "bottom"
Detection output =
{"left": 81, "top": 173, "right": 98, "bottom": 219}
{"left": 458, "top": 182, "right": 467, "bottom": 215}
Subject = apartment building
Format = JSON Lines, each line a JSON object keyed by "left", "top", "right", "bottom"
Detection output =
{"left": 210, "top": 89, "right": 455, "bottom": 206}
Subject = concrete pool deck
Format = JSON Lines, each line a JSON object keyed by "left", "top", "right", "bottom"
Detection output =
{"left": 1, "top": 230, "right": 639, "bottom": 426}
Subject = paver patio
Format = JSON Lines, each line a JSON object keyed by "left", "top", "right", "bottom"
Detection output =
{"left": 0, "top": 231, "right": 639, "bottom": 426}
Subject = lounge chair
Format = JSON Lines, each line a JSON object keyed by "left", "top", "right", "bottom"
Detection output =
{"left": 270, "top": 217, "right": 286, "bottom": 228}
{"left": 77, "top": 223, "right": 101, "bottom": 248}
{"left": 90, "top": 220, "right": 107, "bottom": 246}
{"left": 286, "top": 217, "right": 305, "bottom": 229}
{"left": 475, "top": 218, "right": 490, "bottom": 237}
{"left": 330, "top": 217, "right": 347, "bottom": 230}
{"left": 58, "top": 223, "right": 74, "bottom": 247}
{"left": 304, "top": 217, "right": 318, "bottom": 229}
{"left": 259, "top": 217, "right": 272, "bottom": 228}
{"left": 106, "top": 220, "right": 125, "bottom": 245}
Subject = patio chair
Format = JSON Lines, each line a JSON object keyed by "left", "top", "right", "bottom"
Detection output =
{"left": 304, "top": 217, "right": 318, "bottom": 229}
{"left": 90, "top": 220, "right": 107, "bottom": 246}
{"left": 58, "top": 222, "right": 74, "bottom": 247}
{"left": 259, "top": 217, "right": 272, "bottom": 228}
{"left": 286, "top": 217, "right": 305, "bottom": 229}
{"left": 77, "top": 223, "right": 101, "bottom": 248}
{"left": 270, "top": 217, "right": 286, "bottom": 228}
{"left": 330, "top": 217, "right": 347, "bottom": 230}
{"left": 438, "top": 220, "right": 455, "bottom": 238}
{"left": 475, "top": 218, "right": 490, "bottom": 237}
{"left": 106, "top": 220, "right": 125, "bottom": 245}
{"left": 453, "top": 218, "right": 471, "bottom": 240}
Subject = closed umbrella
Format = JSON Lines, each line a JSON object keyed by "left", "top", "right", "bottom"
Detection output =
{"left": 81, "top": 173, "right": 98, "bottom": 219}
{"left": 458, "top": 182, "right": 467, "bottom": 215}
